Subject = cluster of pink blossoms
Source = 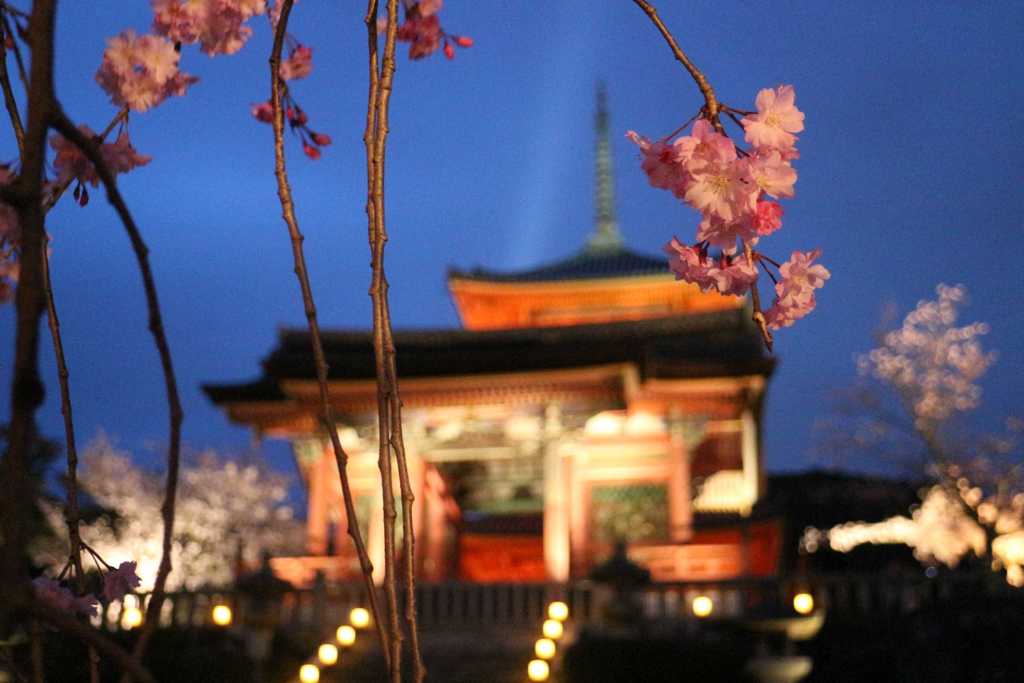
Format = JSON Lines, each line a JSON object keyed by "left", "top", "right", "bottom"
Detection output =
{"left": 95, "top": 30, "right": 197, "bottom": 113}
{"left": 395, "top": 0, "right": 473, "bottom": 60}
{"left": 32, "top": 561, "right": 140, "bottom": 617}
{"left": 49, "top": 126, "right": 152, "bottom": 206}
{"left": 152, "top": 0, "right": 266, "bottom": 56}
{"left": 629, "top": 86, "right": 828, "bottom": 332}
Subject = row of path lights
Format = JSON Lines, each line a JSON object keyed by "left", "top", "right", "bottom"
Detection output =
{"left": 294, "top": 606, "right": 372, "bottom": 683}
{"left": 527, "top": 600, "right": 571, "bottom": 681}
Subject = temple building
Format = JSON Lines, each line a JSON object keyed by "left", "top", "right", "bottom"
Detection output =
{"left": 204, "top": 86, "right": 779, "bottom": 586}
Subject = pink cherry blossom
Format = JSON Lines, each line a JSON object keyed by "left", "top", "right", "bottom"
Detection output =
{"left": 50, "top": 126, "right": 151, "bottom": 188}
{"left": 746, "top": 149, "right": 796, "bottom": 199}
{"left": 695, "top": 214, "right": 756, "bottom": 253}
{"left": 742, "top": 85, "right": 804, "bottom": 151}
{"left": 96, "top": 31, "right": 196, "bottom": 112}
{"left": 683, "top": 156, "right": 756, "bottom": 222}
{"left": 279, "top": 45, "right": 313, "bottom": 81}
{"left": 152, "top": 0, "right": 265, "bottom": 56}
{"left": 680, "top": 119, "right": 736, "bottom": 174}
{"left": 752, "top": 200, "right": 783, "bottom": 236}
{"left": 103, "top": 561, "right": 142, "bottom": 602}
{"left": 764, "top": 249, "right": 830, "bottom": 329}
{"left": 416, "top": 0, "right": 443, "bottom": 17}
{"left": 32, "top": 577, "right": 98, "bottom": 617}
{"left": 397, "top": 13, "right": 442, "bottom": 60}
{"left": 625, "top": 131, "right": 690, "bottom": 195}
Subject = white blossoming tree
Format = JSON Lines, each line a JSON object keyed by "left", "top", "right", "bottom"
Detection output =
{"left": 38, "top": 436, "right": 303, "bottom": 591}
{"left": 811, "top": 284, "right": 1024, "bottom": 584}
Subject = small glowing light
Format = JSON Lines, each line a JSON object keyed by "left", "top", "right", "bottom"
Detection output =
{"left": 336, "top": 624, "right": 357, "bottom": 647}
{"left": 527, "top": 659, "right": 550, "bottom": 681}
{"left": 317, "top": 643, "right": 339, "bottom": 666}
{"left": 120, "top": 606, "right": 143, "bottom": 630}
{"left": 692, "top": 595, "right": 713, "bottom": 618}
{"left": 299, "top": 664, "right": 320, "bottom": 683}
{"left": 534, "top": 638, "right": 556, "bottom": 660}
{"left": 792, "top": 592, "right": 814, "bottom": 615}
{"left": 547, "top": 601, "right": 569, "bottom": 621}
{"left": 349, "top": 607, "right": 371, "bottom": 629}
{"left": 541, "top": 619, "right": 563, "bottom": 640}
{"left": 211, "top": 604, "right": 232, "bottom": 627}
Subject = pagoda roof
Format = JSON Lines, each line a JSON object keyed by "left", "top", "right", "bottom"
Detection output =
{"left": 203, "top": 309, "right": 774, "bottom": 406}
{"left": 447, "top": 244, "right": 667, "bottom": 284}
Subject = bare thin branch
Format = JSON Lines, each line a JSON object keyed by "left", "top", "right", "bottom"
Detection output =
{"left": 269, "top": 0, "right": 390, "bottom": 665}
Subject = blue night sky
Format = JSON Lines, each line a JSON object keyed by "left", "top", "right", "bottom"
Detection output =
{"left": 1, "top": 2, "right": 1022, "bottom": 483}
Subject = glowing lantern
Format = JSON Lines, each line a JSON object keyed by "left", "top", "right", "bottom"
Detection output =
{"left": 547, "top": 601, "right": 569, "bottom": 621}
{"left": 317, "top": 643, "right": 339, "bottom": 666}
{"left": 527, "top": 659, "right": 550, "bottom": 681}
{"left": 120, "top": 606, "right": 143, "bottom": 630}
{"left": 299, "top": 664, "right": 320, "bottom": 683}
{"left": 211, "top": 604, "right": 232, "bottom": 627}
{"left": 691, "top": 595, "right": 713, "bottom": 618}
{"left": 336, "top": 624, "right": 357, "bottom": 647}
{"left": 792, "top": 592, "right": 815, "bottom": 615}
{"left": 349, "top": 607, "right": 371, "bottom": 629}
{"left": 541, "top": 618, "right": 563, "bottom": 640}
{"left": 534, "top": 637, "right": 556, "bottom": 660}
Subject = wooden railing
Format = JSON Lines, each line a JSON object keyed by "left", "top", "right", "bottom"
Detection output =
{"left": 98, "top": 572, "right": 1017, "bottom": 633}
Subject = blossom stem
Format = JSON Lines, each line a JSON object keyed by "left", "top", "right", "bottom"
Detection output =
{"left": 743, "top": 240, "right": 772, "bottom": 350}
{"left": 631, "top": 0, "right": 725, "bottom": 133}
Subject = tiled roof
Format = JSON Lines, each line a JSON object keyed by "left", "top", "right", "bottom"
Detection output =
{"left": 447, "top": 245, "right": 668, "bottom": 283}
{"left": 202, "top": 309, "right": 774, "bottom": 405}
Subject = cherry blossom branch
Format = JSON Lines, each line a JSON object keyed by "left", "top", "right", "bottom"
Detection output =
{"left": 0, "top": 18, "right": 24, "bottom": 156}
{"left": 631, "top": 0, "right": 724, "bottom": 133}
{"left": 268, "top": 0, "right": 390, "bottom": 666}
{"left": 363, "top": 2, "right": 406, "bottom": 678}
{"left": 45, "top": 113, "right": 184, "bottom": 678}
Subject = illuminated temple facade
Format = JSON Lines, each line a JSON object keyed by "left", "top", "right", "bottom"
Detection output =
{"left": 205, "top": 87, "right": 778, "bottom": 586}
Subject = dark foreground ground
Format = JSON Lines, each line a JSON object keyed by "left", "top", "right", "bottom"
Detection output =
{"left": 32, "top": 592, "right": 1024, "bottom": 682}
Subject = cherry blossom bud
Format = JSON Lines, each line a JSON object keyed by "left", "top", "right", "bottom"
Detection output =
{"left": 302, "top": 143, "right": 321, "bottom": 160}
{"left": 454, "top": 36, "right": 473, "bottom": 47}
{"left": 251, "top": 102, "right": 274, "bottom": 124}
{"left": 311, "top": 133, "right": 332, "bottom": 147}
{"left": 444, "top": 42, "right": 455, "bottom": 60}
{"left": 287, "top": 107, "right": 308, "bottom": 126}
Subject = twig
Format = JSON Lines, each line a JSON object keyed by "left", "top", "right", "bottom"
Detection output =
{"left": 631, "top": 0, "right": 724, "bottom": 133}
{"left": 0, "top": 17, "right": 24, "bottom": 156}
{"left": 269, "top": 0, "right": 390, "bottom": 666}
{"left": 47, "top": 112, "right": 184, "bottom": 679}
